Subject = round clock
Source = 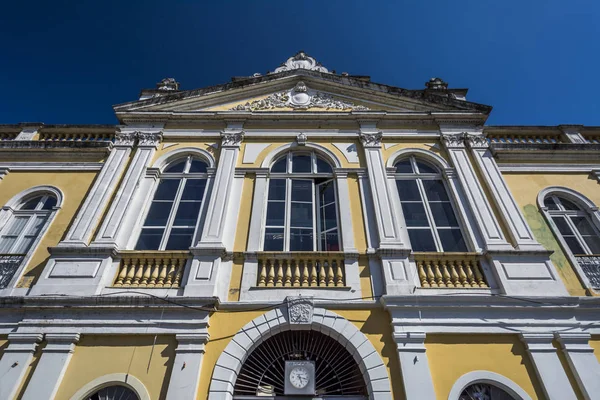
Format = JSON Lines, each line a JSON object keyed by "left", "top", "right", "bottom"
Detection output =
{"left": 289, "top": 366, "right": 310, "bottom": 389}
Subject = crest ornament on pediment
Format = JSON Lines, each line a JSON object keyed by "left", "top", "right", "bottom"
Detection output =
{"left": 272, "top": 51, "right": 329, "bottom": 73}
{"left": 230, "top": 81, "right": 370, "bottom": 112}
{"left": 287, "top": 296, "right": 313, "bottom": 325}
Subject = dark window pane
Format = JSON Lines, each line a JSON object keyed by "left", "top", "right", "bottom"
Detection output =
{"left": 408, "top": 229, "right": 437, "bottom": 252}
{"left": 552, "top": 216, "right": 574, "bottom": 235}
{"left": 416, "top": 161, "right": 437, "bottom": 174}
{"left": 396, "top": 180, "right": 421, "bottom": 202}
{"left": 164, "top": 159, "right": 186, "bottom": 173}
{"left": 401, "top": 203, "right": 430, "bottom": 227}
{"left": 292, "top": 154, "right": 312, "bottom": 173}
{"left": 271, "top": 156, "right": 287, "bottom": 173}
{"left": 291, "top": 180, "right": 312, "bottom": 202}
{"left": 544, "top": 197, "right": 559, "bottom": 210}
{"left": 264, "top": 228, "right": 284, "bottom": 251}
{"left": 144, "top": 201, "right": 173, "bottom": 226}
{"left": 181, "top": 179, "right": 206, "bottom": 200}
{"left": 583, "top": 236, "right": 600, "bottom": 254}
{"left": 564, "top": 236, "right": 585, "bottom": 255}
{"left": 21, "top": 196, "right": 42, "bottom": 210}
{"left": 318, "top": 181, "right": 335, "bottom": 204}
{"left": 571, "top": 217, "right": 597, "bottom": 236}
{"left": 173, "top": 201, "right": 202, "bottom": 226}
{"left": 268, "top": 179, "right": 286, "bottom": 200}
{"left": 165, "top": 228, "right": 194, "bottom": 250}
{"left": 316, "top": 157, "right": 332, "bottom": 173}
{"left": 423, "top": 180, "right": 450, "bottom": 202}
{"left": 321, "top": 204, "right": 338, "bottom": 231}
{"left": 438, "top": 229, "right": 467, "bottom": 252}
{"left": 559, "top": 197, "right": 581, "bottom": 211}
{"left": 136, "top": 229, "right": 164, "bottom": 250}
{"left": 291, "top": 202, "right": 313, "bottom": 228}
{"left": 41, "top": 196, "right": 57, "bottom": 210}
{"left": 430, "top": 203, "right": 459, "bottom": 227}
{"left": 320, "top": 230, "right": 339, "bottom": 251}
{"left": 266, "top": 202, "right": 285, "bottom": 226}
{"left": 290, "top": 229, "right": 314, "bottom": 251}
{"left": 395, "top": 159, "right": 413, "bottom": 173}
{"left": 188, "top": 159, "right": 207, "bottom": 173}
{"left": 154, "top": 179, "right": 180, "bottom": 200}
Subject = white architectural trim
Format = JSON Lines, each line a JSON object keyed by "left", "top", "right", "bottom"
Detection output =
{"left": 260, "top": 142, "right": 343, "bottom": 169}
{"left": 1, "top": 185, "right": 64, "bottom": 210}
{"left": 447, "top": 371, "right": 532, "bottom": 400}
{"left": 69, "top": 373, "right": 151, "bottom": 400}
{"left": 166, "top": 333, "right": 209, "bottom": 400}
{"left": 536, "top": 186, "right": 598, "bottom": 212}
{"left": 152, "top": 146, "right": 216, "bottom": 169}
{"left": 0, "top": 162, "right": 104, "bottom": 171}
{"left": 0, "top": 333, "right": 43, "bottom": 400}
{"left": 498, "top": 164, "right": 600, "bottom": 173}
{"left": 385, "top": 147, "right": 451, "bottom": 169}
{"left": 394, "top": 332, "right": 436, "bottom": 400}
{"left": 207, "top": 307, "right": 392, "bottom": 400}
{"left": 555, "top": 333, "right": 600, "bottom": 400}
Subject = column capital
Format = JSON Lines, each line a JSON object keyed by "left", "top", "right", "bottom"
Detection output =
{"left": 220, "top": 131, "right": 244, "bottom": 147}
{"left": 393, "top": 332, "right": 427, "bottom": 352}
{"left": 519, "top": 333, "right": 556, "bottom": 352}
{"left": 555, "top": 332, "right": 593, "bottom": 353}
{"left": 114, "top": 131, "right": 136, "bottom": 147}
{"left": 5, "top": 333, "right": 43, "bottom": 353}
{"left": 43, "top": 333, "right": 80, "bottom": 353}
{"left": 465, "top": 133, "right": 489, "bottom": 149}
{"left": 135, "top": 130, "right": 163, "bottom": 148}
{"left": 440, "top": 132, "right": 467, "bottom": 148}
{"left": 359, "top": 132, "right": 383, "bottom": 148}
{"left": 175, "top": 333, "right": 210, "bottom": 354}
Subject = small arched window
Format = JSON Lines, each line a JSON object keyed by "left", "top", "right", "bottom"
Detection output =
{"left": 0, "top": 193, "right": 57, "bottom": 255}
{"left": 394, "top": 156, "right": 466, "bottom": 252}
{"left": 459, "top": 383, "right": 515, "bottom": 399}
{"left": 544, "top": 194, "right": 600, "bottom": 255}
{"left": 135, "top": 155, "right": 209, "bottom": 250}
{"left": 264, "top": 151, "right": 339, "bottom": 251}
{"left": 86, "top": 385, "right": 139, "bottom": 400}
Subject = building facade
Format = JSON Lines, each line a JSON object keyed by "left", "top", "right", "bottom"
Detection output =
{"left": 0, "top": 52, "right": 599, "bottom": 400}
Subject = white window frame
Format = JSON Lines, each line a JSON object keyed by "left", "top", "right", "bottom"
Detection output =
{"left": 262, "top": 151, "right": 340, "bottom": 252}
{"left": 448, "top": 371, "right": 531, "bottom": 400}
{"left": 393, "top": 155, "right": 469, "bottom": 253}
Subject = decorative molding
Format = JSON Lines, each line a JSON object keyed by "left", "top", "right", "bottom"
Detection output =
{"left": 135, "top": 131, "right": 163, "bottom": 147}
{"left": 440, "top": 132, "right": 466, "bottom": 148}
{"left": 272, "top": 51, "right": 329, "bottom": 73}
{"left": 447, "top": 371, "right": 532, "bottom": 400}
{"left": 69, "top": 373, "right": 151, "bottom": 400}
{"left": 465, "top": 133, "right": 489, "bottom": 148}
{"left": 359, "top": 132, "right": 383, "bottom": 148}
{"left": 296, "top": 132, "right": 307, "bottom": 146}
{"left": 114, "top": 131, "right": 136, "bottom": 146}
{"left": 221, "top": 131, "right": 244, "bottom": 147}
{"left": 287, "top": 296, "right": 314, "bottom": 325}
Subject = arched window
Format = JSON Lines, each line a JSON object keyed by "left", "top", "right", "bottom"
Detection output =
{"left": 86, "top": 385, "right": 139, "bottom": 400}
{"left": 394, "top": 156, "right": 466, "bottom": 252}
{"left": 135, "top": 155, "right": 209, "bottom": 250}
{"left": 459, "top": 383, "right": 515, "bottom": 399}
{"left": 543, "top": 194, "right": 600, "bottom": 255}
{"left": 264, "top": 151, "right": 339, "bottom": 251}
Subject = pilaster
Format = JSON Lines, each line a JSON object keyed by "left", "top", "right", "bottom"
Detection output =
{"left": 555, "top": 333, "right": 600, "bottom": 400}
{"left": 166, "top": 333, "right": 210, "bottom": 400}
{"left": 393, "top": 332, "right": 436, "bottom": 400}
{"left": 21, "top": 333, "right": 80, "bottom": 400}
{"left": 519, "top": 333, "right": 577, "bottom": 400}
{"left": 0, "top": 333, "right": 42, "bottom": 400}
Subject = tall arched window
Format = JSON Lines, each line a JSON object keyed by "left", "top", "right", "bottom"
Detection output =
{"left": 544, "top": 194, "right": 600, "bottom": 255}
{"left": 394, "top": 156, "right": 466, "bottom": 252}
{"left": 135, "top": 155, "right": 209, "bottom": 250}
{"left": 264, "top": 151, "right": 339, "bottom": 251}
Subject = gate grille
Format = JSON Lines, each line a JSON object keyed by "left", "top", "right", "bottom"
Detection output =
{"left": 233, "top": 329, "right": 368, "bottom": 397}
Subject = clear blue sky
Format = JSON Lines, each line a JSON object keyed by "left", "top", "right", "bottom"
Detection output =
{"left": 1, "top": 1, "right": 598, "bottom": 126}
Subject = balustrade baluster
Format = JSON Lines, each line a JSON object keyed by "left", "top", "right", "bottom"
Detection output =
{"left": 173, "top": 259, "right": 183, "bottom": 286}
{"left": 442, "top": 261, "right": 452, "bottom": 288}
{"left": 258, "top": 261, "right": 266, "bottom": 286}
{"left": 276, "top": 260, "right": 283, "bottom": 287}
{"left": 418, "top": 261, "right": 428, "bottom": 288}
{"left": 465, "top": 261, "right": 476, "bottom": 287}
{"left": 335, "top": 259, "right": 344, "bottom": 286}
{"left": 132, "top": 260, "right": 144, "bottom": 286}
{"left": 284, "top": 260, "right": 292, "bottom": 287}
{"left": 434, "top": 261, "right": 444, "bottom": 287}
{"left": 449, "top": 260, "right": 460, "bottom": 287}
{"left": 156, "top": 259, "right": 167, "bottom": 287}
{"left": 115, "top": 259, "right": 128, "bottom": 286}
{"left": 457, "top": 262, "right": 468, "bottom": 287}
{"left": 293, "top": 260, "right": 301, "bottom": 287}
{"left": 426, "top": 261, "right": 436, "bottom": 287}
{"left": 266, "top": 260, "right": 275, "bottom": 287}
{"left": 302, "top": 260, "right": 309, "bottom": 287}
{"left": 473, "top": 261, "right": 487, "bottom": 287}
{"left": 310, "top": 260, "right": 318, "bottom": 287}
{"left": 165, "top": 258, "right": 176, "bottom": 286}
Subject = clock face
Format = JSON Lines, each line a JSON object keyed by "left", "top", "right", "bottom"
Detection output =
{"left": 289, "top": 366, "right": 310, "bottom": 389}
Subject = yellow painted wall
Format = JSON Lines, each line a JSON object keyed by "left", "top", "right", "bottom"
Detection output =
{"left": 55, "top": 335, "right": 176, "bottom": 400}
{"left": 503, "top": 173, "right": 596, "bottom": 295}
{"left": 197, "top": 308, "right": 401, "bottom": 399}
{"left": 426, "top": 334, "right": 545, "bottom": 400}
{"left": 0, "top": 171, "right": 98, "bottom": 286}
{"left": 14, "top": 341, "right": 45, "bottom": 400}
{"left": 151, "top": 142, "right": 218, "bottom": 166}
{"left": 590, "top": 336, "right": 600, "bottom": 365}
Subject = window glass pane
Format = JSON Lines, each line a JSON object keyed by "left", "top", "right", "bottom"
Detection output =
{"left": 544, "top": 197, "right": 559, "bottom": 210}
{"left": 6, "top": 217, "right": 29, "bottom": 235}
{"left": 0, "top": 237, "right": 17, "bottom": 253}
{"left": 270, "top": 156, "right": 287, "bottom": 173}
{"left": 165, "top": 228, "right": 194, "bottom": 250}
{"left": 396, "top": 180, "right": 421, "bottom": 202}
{"left": 291, "top": 203, "right": 313, "bottom": 228}
{"left": 290, "top": 229, "right": 313, "bottom": 251}
{"left": 164, "top": 159, "right": 186, "bottom": 173}
{"left": 408, "top": 229, "right": 437, "bottom": 252}
{"left": 430, "top": 203, "right": 459, "bottom": 227}
{"left": 173, "top": 201, "right": 202, "bottom": 226}
{"left": 571, "top": 217, "right": 597, "bottom": 236}
{"left": 154, "top": 179, "right": 180, "bottom": 200}
{"left": 264, "top": 228, "right": 284, "bottom": 251}
{"left": 320, "top": 230, "right": 339, "bottom": 251}
{"left": 188, "top": 159, "right": 207, "bottom": 173}
{"left": 266, "top": 202, "right": 285, "bottom": 226}
{"left": 318, "top": 181, "right": 335, "bottom": 204}
{"left": 13, "top": 236, "right": 36, "bottom": 254}
{"left": 416, "top": 161, "right": 437, "bottom": 174}
{"left": 144, "top": 202, "right": 173, "bottom": 226}
{"left": 181, "top": 179, "right": 206, "bottom": 200}
{"left": 395, "top": 159, "right": 413, "bottom": 174}
{"left": 268, "top": 179, "right": 286, "bottom": 200}
{"left": 564, "top": 236, "right": 585, "bottom": 255}
{"left": 401, "top": 203, "right": 429, "bottom": 227}
{"left": 559, "top": 198, "right": 581, "bottom": 211}
{"left": 41, "top": 196, "right": 57, "bottom": 210}
{"left": 26, "top": 216, "right": 46, "bottom": 235}
{"left": 438, "top": 229, "right": 467, "bottom": 252}
{"left": 316, "top": 157, "right": 332, "bottom": 173}
{"left": 292, "top": 154, "right": 312, "bottom": 173}
{"left": 583, "top": 236, "right": 600, "bottom": 254}
{"left": 291, "top": 180, "right": 312, "bottom": 202}
{"left": 21, "top": 197, "right": 42, "bottom": 210}
{"left": 135, "top": 229, "right": 164, "bottom": 250}
{"left": 422, "top": 180, "right": 450, "bottom": 202}
{"left": 552, "top": 216, "right": 574, "bottom": 235}
{"left": 321, "top": 204, "right": 338, "bottom": 231}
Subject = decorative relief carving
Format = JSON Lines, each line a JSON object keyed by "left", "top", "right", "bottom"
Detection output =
{"left": 135, "top": 131, "right": 163, "bottom": 147}
{"left": 359, "top": 132, "right": 383, "bottom": 147}
{"left": 465, "top": 133, "right": 489, "bottom": 148}
{"left": 114, "top": 131, "right": 136, "bottom": 146}
{"left": 230, "top": 81, "right": 370, "bottom": 112}
{"left": 296, "top": 132, "right": 307, "bottom": 146}
{"left": 287, "top": 296, "right": 314, "bottom": 325}
{"left": 221, "top": 132, "right": 244, "bottom": 147}
{"left": 272, "top": 51, "right": 329, "bottom": 73}
{"left": 156, "top": 77, "right": 179, "bottom": 91}
{"left": 440, "top": 133, "right": 466, "bottom": 148}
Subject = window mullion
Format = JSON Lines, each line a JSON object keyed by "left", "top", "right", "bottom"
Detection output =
{"left": 9, "top": 214, "right": 34, "bottom": 254}
{"left": 418, "top": 178, "right": 443, "bottom": 251}
{"left": 284, "top": 177, "right": 291, "bottom": 251}
{"left": 566, "top": 215, "right": 593, "bottom": 254}
{"left": 159, "top": 178, "right": 186, "bottom": 250}
{"left": 312, "top": 180, "right": 317, "bottom": 251}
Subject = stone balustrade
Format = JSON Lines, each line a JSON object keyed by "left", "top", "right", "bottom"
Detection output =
{"left": 487, "top": 134, "right": 562, "bottom": 144}
{"left": 39, "top": 131, "right": 114, "bottom": 142}
{"left": 113, "top": 251, "right": 188, "bottom": 288}
{"left": 256, "top": 252, "right": 345, "bottom": 288}
{"left": 415, "top": 252, "right": 488, "bottom": 288}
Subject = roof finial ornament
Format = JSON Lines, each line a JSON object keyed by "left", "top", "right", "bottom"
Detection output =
{"left": 425, "top": 77, "right": 448, "bottom": 90}
{"left": 157, "top": 78, "right": 180, "bottom": 91}
{"left": 271, "top": 51, "right": 329, "bottom": 74}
